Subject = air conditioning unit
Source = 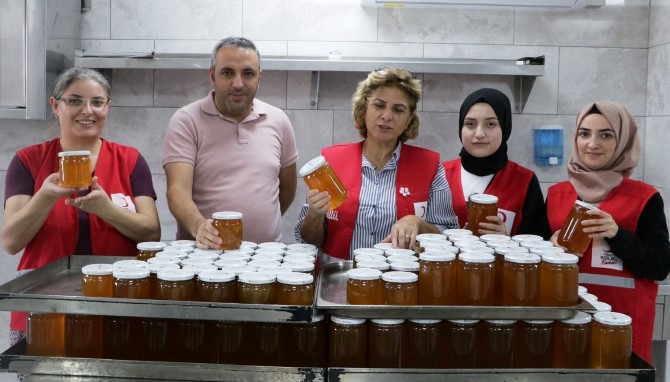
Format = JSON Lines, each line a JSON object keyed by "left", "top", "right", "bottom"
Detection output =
{"left": 361, "top": 0, "right": 605, "bottom": 10}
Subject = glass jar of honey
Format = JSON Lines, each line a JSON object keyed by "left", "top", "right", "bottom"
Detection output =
{"left": 81, "top": 263, "right": 114, "bottom": 298}
{"left": 148, "top": 262, "right": 181, "bottom": 299}
{"left": 251, "top": 322, "right": 282, "bottom": 366}
{"left": 136, "top": 241, "right": 167, "bottom": 261}
{"left": 457, "top": 252, "right": 495, "bottom": 306}
{"left": 467, "top": 193, "right": 499, "bottom": 236}
{"left": 418, "top": 252, "right": 457, "bottom": 305}
{"left": 556, "top": 200, "right": 597, "bottom": 255}
{"left": 368, "top": 319, "right": 404, "bottom": 368}
{"left": 440, "top": 319, "right": 478, "bottom": 368}
{"left": 27, "top": 312, "right": 66, "bottom": 356}
{"left": 107, "top": 268, "right": 150, "bottom": 360}
{"left": 590, "top": 312, "right": 632, "bottom": 369}
{"left": 238, "top": 272, "right": 276, "bottom": 304}
{"left": 552, "top": 311, "right": 591, "bottom": 368}
{"left": 513, "top": 320, "right": 553, "bottom": 368}
{"left": 113, "top": 268, "right": 151, "bottom": 299}
{"left": 493, "top": 246, "right": 529, "bottom": 305}
{"left": 382, "top": 271, "right": 418, "bottom": 305}
{"left": 403, "top": 319, "right": 441, "bottom": 368}
{"left": 281, "top": 314, "right": 326, "bottom": 367}
{"left": 217, "top": 321, "right": 247, "bottom": 365}
{"left": 475, "top": 319, "right": 516, "bottom": 368}
{"left": 58, "top": 150, "right": 92, "bottom": 188}
{"left": 276, "top": 272, "right": 314, "bottom": 305}
{"left": 328, "top": 316, "right": 368, "bottom": 367}
{"left": 211, "top": 211, "right": 243, "bottom": 250}
{"left": 539, "top": 252, "right": 579, "bottom": 306}
{"left": 156, "top": 269, "right": 195, "bottom": 301}
{"left": 501, "top": 253, "right": 541, "bottom": 306}
{"left": 196, "top": 270, "right": 237, "bottom": 303}
{"left": 299, "top": 155, "right": 348, "bottom": 210}
{"left": 347, "top": 267, "right": 383, "bottom": 305}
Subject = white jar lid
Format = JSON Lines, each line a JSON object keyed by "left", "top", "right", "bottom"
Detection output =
{"left": 157, "top": 269, "right": 194, "bottom": 281}
{"left": 113, "top": 268, "right": 150, "bottom": 279}
{"left": 382, "top": 271, "right": 418, "bottom": 283}
{"left": 251, "top": 253, "right": 284, "bottom": 263}
{"left": 503, "top": 253, "right": 541, "bottom": 264}
{"left": 512, "top": 234, "right": 544, "bottom": 243}
{"left": 277, "top": 272, "right": 314, "bottom": 285}
{"left": 191, "top": 248, "right": 223, "bottom": 256}
{"left": 594, "top": 312, "right": 632, "bottom": 326}
{"left": 480, "top": 234, "right": 511, "bottom": 242}
{"left": 521, "top": 240, "right": 554, "bottom": 249}
{"left": 530, "top": 246, "right": 565, "bottom": 255}
{"left": 162, "top": 245, "right": 194, "bottom": 254}
{"left": 183, "top": 264, "right": 218, "bottom": 275}
{"left": 240, "top": 241, "right": 258, "bottom": 249}
{"left": 147, "top": 262, "right": 180, "bottom": 273}
{"left": 581, "top": 293, "right": 598, "bottom": 303}
{"left": 188, "top": 252, "right": 220, "bottom": 261}
{"left": 255, "top": 247, "right": 286, "bottom": 257}
{"left": 523, "top": 320, "right": 553, "bottom": 325}
{"left": 592, "top": 301, "right": 612, "bottom": 312}
{"left": 257, "top": 266, "right": 294, "bottom": 277}
{"left": 347, "top": 267, "right": 382, "bottom": 281}
{"left": 562, "top": 311, "right": 592, "bottom": 325}
{"left": 354, "top": 254, "right": 387, "bottom": 263}
{"left": 281, "top": 261, "right": 315, "bottom": 273}
{"left": 486, "top": 319, "right": 517, "bottom": 325}
{"left": 356, "top": 260, "right": 390, "bottom": 271}
{"left": 541, "top": 252, "right": 579, "bottom": 264}
{"left": 136, "top": 241, "right": 168, "bottom": 251}
{"left": 331, "top": 316, "right": 366, "bottom": 325}
{"left": 180, "top": 257, "right": 214, "bottom": 267}
{"left": 58, "top": 150, "right": 90, "bottom": 157}
{"left": 219, "top": 253, "right": 251, "bottom": 262}
{"left": 370, "top": 318, "right": 405, "bottom": 325}
{"left": 156, "top": 250, "right": 189, "bottom": 259}
{"left": 373, "top": 242, "right": 394, "bottom": 251}
{"left": 169, "top": 240, "right": 196, "bottom": 247}
{"left": 495, "top": 246, "right": 529, "bottom": 255}
{"left": 384, "top": 248, "right": 416, "bottom": 257}
{"left": 422, "top": 244, "right": 459, "bottom": 254}
{"left": 284, "top": 249, "right": 317, "bottom": 257}
{"left": 458, "top": 252, "right": 495, "bottom": 263}
{"left": 284, "top": 254, "right": 316, "bottom": 264}
{"left": 214, "top": 259, "right": 248, "bottom": 269}
{"left": 487, "top": 240, "right": 520, "bottom": 249}
{"left": 469, "top": 193, "right": 498, "bottom": 204}
{"left": 409, "top": 319, "right": 441, "bottom": 324}
{"left": 420, "top": 252, "right": 457, "bottom": 262}
{"left": 229, "top": 265, "right": 258, "bottom": 276}
{"left": 238, "top": 272, "right": 276, "bottom": 284}
{"left": 147, "top": 256, "right": 180, "bottom": 265}
{"left": 82, "top": 264, "right": 114, "bottom": 276}
{"left": 212, "top": 211, "right": 243, "bottom": 220}
{"left": 442, "top": 228, "right": 474, "bottom": 238}
{"left": 578, "top": 285, "right": 588, "bottom": 295}
{"left": 387, "top": 255, "right": 419, "bottom": 263}
{"left": 287, "top": 243, "right": 317, "bottom": 252}
{"left": 113, "top": 259, "right": 148, "bottom": 270}
{"left": 416, "top": 233, "right": 447, "bottom": 242}
{"left": 448, "top": 319, "right": 479, "bottom": 325}
{"left": 298, "top": 155, "right": 327, "bottom": 176}
{"left": 575, "top": 200, "right": 597, "bottom": 210}
{"left": 353, "top": 247, "right": 385, "bottom": 257}
{"left": 390, "top": 261, "right": 420, "bottom": 272}
{"left": 198, "top": 270, "right": 236, "bottom": 283}
{"left": 258, "top": 242, "right": 287, "bottom": 250}
{"left": 224, "top": 247, "right": 255, "bottom": 256}
{"left": 247, "top": 260, "right": 282, "bottom": 268}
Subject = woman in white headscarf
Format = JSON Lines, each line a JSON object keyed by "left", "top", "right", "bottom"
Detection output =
{"left": 547, "top": 101, "right": 670, "bottom": 363}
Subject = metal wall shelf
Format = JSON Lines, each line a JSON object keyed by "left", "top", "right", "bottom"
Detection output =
{"left": 74, "top": 51, "right": 544, "bottom": 112}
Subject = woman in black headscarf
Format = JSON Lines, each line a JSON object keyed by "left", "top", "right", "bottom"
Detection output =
{"left": 443, "top": 88, "right": 550, "bottom": 238}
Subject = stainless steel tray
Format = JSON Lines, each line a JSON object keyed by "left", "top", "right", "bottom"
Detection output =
{"left": 316, "top": 261, "right": 595, "bottom": 320}
{"left": 0, "top": 256, "right": 316, "bottom": 322}
{"left": 0, "top": 340, "right": 325, "bottom": 382}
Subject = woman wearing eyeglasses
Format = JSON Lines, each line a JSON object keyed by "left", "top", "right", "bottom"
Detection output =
{"left": 1, "top": 67, "right": 160, "bottom": 339}
{"left": 295, "top": 68, "right": 459, "bottom": 261}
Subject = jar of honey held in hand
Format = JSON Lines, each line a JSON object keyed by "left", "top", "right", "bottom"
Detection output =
{"left": 299, "top": 155, "right": 348, "bottom": 210}
{"left": 211, "top": 211, "right": 243, "bottom": 250}
{"left": 467, "top": 193, "right": 498, "bottom": 236}
{"left": 58, "top": 150, "right": 92, "bottom": 188}
{"left": 556, "top": 200, "right": 597, "bottom": 256}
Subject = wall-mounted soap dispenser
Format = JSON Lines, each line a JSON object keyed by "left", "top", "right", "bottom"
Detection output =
{"left": 534, "top": 125, "right": 563, "bottom": 166}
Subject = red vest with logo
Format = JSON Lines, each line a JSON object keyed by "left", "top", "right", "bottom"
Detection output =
{"left": 547, "top": 178, "right": 658, "bottom": 362}
{"left": 12, "top": 139, "right": 139, "bottom": 331}
{"left": 322, "top": 142, "right": 439, "bottom": 260}
{"left": 443, "top": 158, "right": 532, "bottom": 236}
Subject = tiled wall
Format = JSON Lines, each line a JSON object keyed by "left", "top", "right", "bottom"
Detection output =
{"left": 0, "top": 0, "right": 668, "bottom": 363}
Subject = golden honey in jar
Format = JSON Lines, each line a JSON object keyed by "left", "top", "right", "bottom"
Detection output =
{"left": 107, "top": 268, "right": 150, "bottom": 360}
{"left": 418, "top": 252, "right": 457, "bottom": 305}
{"left": 238, "top": 272, "right": 276, "bottom": 304}
{"left": 252, "top": 322, "right": 282, "bottom": 366}
{"left": 276, "top": 272, "right": 314, "bottom": 305}
{"left": 328, "top": 316, "right": 368, "bottom": 367}
{"left": 382, "top": 271, "right": 418, "bottom": 305}
{"left": 299, "top": 155, "right": 348, "bottom": 210}
{"left": 281, "top": 314, "right": 327, "bottom": 367}
{"left": 539, "top": 252, "right": 579, "bottom": 306}
{"left": 81, "top": 263, "right": 114, "bottom": 298}
{"left": 217, "top": 321, "right": 247, "bottom": 365}
{"left": 457, "top": 252, "right": 495, "bottom": 306}
{"left": 466, "top": 193, "right": 499, "bottom": 236}
{"left": 590, "top": 312, "right": 632, "bottom": 369}
{"left": 148, "top": 262, "right": 181, "bottom": 299}
{"left": 501, "top": 253, "right": 541, "bottom": 306}
{"left": 475, "top": 319, "right": 516, "bottom": 368}
{"left": 153, "top": 269, "right": 196, "bottom": 362}
{"left": 346, "top": 268, "right": 383, "bottom": 305}
{"left": 58, "top": 150, "right": 92, "bottom": 188}
{"left": 27, "top": 313, "right": 65, "bottom": 357}
{"left": 136, "top": 241, "right": 167, "bottom": 261}
{"left": 556, "top": 200, "right": 597, "bottom": 255}
{"left": 211, "top": 211, "right": 243, "bottom": 250}
{"left": 493, "top": 246, "right": 529, "bottom": 305}
{"left": 156, "top": 269, "right": 195, "bottom": 301}
{"left": 440, "top": 319, "right": 478, "bottom": 369}
{"left": 552, "top": 311, "right": 591, "bottom": 368}
{"left": 196, "top": 270, "right": 237, "bottom": 303}
{"left": 403, "top": 319, "right": 441, "bottom": 368}
{"left": 513, "top": 320, "right": 553, "bottom": 368}
{"left": 368, "top": 319, "right": 404, "bottom": 368}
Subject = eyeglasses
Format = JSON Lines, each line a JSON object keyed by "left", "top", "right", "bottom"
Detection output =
{"left": 58, "top": 97, "right": 110, "bottom": 109}
{"left": 374, "top": 67, "right": 417, "bottom": 80}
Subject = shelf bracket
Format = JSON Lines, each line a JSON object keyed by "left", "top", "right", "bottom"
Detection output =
{"left": 514, "top": 75, "right": 536, "bottom": 113}
{"left": 310, "top": 71, "right": 320, "bottom": 110}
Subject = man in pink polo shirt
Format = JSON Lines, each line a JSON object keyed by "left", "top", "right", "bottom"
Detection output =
{"left": 163, "top": 37, "right": 298, "bottom": 247}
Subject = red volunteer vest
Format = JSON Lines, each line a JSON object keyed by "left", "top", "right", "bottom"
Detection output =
{"left": 443, "top": 159, "right": 532, "bottom": 236}
{"left": 322, "top": 142, "right": 439, "bottom": 260}
{"left": 12, "top": 139, "right": 139, "bottom": 331}
{"left": 547, "top": 179, "right": 658, "bottom": 362}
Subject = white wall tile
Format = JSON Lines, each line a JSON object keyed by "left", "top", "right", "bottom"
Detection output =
{"left": 154, "top": 69, "right": 211, "bottom": 108}
{"left": 287, "top": 41, "right": 424, "bottom": 58}
{"left": 79, "top": 39, "right": 155, "bottom": 54}
{"left": 558, "top": 47, "right": 648, "bottom": 116}
{"left": 422, "top": 73, "right": 515, "bottom": 113}
{"left": 81, "top": 0, "right": 111, "bottom": 40}
{"left": 111, "top": 0, "right": 242, "bottom": 40}
{"left": 646, "top": 117, "right": 670, "bottom": 189}
{"left": 647, "top": 43, "right": 670, "bottom": 116}
{"left": 378, "top": 8, "right": 513, "bottom": 44}
{"left": 650, "top": 0, "right": 670, "bottom": 47}
{"left": 515, "top": 0, "right": 649, "bottom": 48}
{"left": 111, "top": 69, "right": 154, "bottom": 107}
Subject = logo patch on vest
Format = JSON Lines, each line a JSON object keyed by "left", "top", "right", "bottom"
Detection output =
{"left": 591, "top": 238, "right": 623, "bottom": 271}
{"left": 112, "top": 193, "right": 136, "bottom": 213}
{"left": 498, "top": 208, "right": 516, "bottom": 235}
{"left": 325, "top": 210, "right": 339, "bottom": 221}
{"left": 413, "top": 201, "right": 427, "bottom": 219}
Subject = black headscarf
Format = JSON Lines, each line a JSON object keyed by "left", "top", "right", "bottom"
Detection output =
{"left": 458, "top": 88, "right": 512, "bottom": 176}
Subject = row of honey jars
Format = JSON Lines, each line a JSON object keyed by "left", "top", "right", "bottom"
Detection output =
{"left": 327, "top": 312, "right": 632, "bottom": 369}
